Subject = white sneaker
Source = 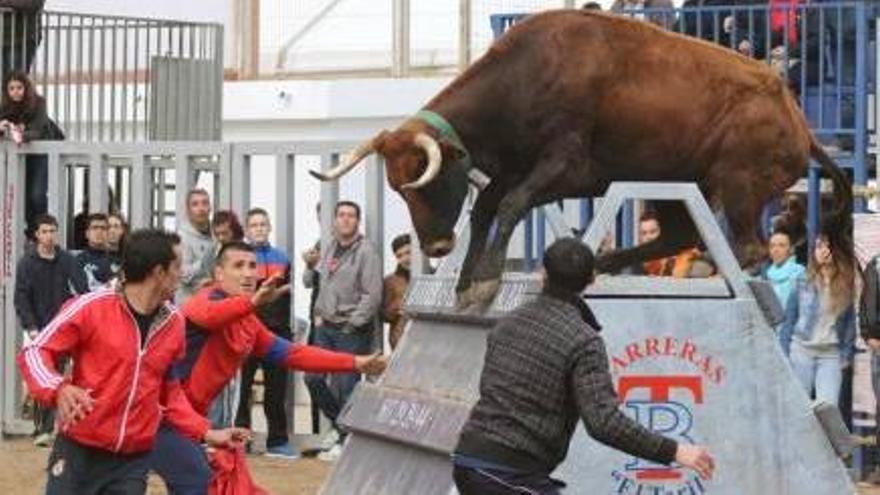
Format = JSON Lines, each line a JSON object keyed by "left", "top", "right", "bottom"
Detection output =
{"left": 319, "top": 429, "right": 340, "bottom": 450}
{"left": 317, "top": 443, "right": 343, "bottom": 462}
{"left": 33, "top": 433, "right": 52, "bottom": 448}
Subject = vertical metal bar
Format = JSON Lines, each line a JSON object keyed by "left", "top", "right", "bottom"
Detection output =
{"left": 458, "top": 0, "right": 472, "bottom": 71}
{"left": 10, "top": 8, "right": 17, "bottom": 71}
{"left": 53, "top": 14, "right": 60, "bottom": 139}
{"left": 213, "top": 25, "right": 223, "bottom": 140}
{"left": 64, "top": 14, "right": 71, "bottom": 137}
{"left": 110, "top": 18, "right": 117, "bottom": 141}
{"left": 164, "top": 24, "right": 172, "bottom": 139}
{"left": 3, "top": 148, "right": 27, "bottom": 434}
{"left": 76, "top": 15, "right": 83, "bottom": 141}
{"left": 523, "top": 209, "right": 534, "bottom": 271}
{"left": 364, "top": 154, "right": 385, "bottom": 351}
{"left": 186, "top": 24, "right": 195, "bottom": 139}
{"left": 122, "top": 20, "right": 129, "bottom": 141}
{"left": 579, "top": 198, "right": 593, "bottom": 234}
{"left": 145, "top": 21, "right": 152, "bottom": 140}
{"left": 818, "top": 7, "right": 826, "bottom": 130}
{"left": 800, "top": 4, "right": 807, "bottom": 109}
{"left": 41, "top": 11, "right": 49, "bottom": 102}
{"left": 133, "top": 20, "right": 140, "bottom": 141}
{"left": 87, "top": 17, "right": 94, "bottom": 142}
{"left": 89, "top": 152, "right": 107, "bottom": 214}
{"left": 854, "top": 1, "right": 868, "bottom": 212}
{"left": 98, "top": 18, "right": 105, "bottom": 141}
{"left": 130, "top": 154, "right": 150, "bottom": 228}
{"left": 536, "top": 208, "right": 546, "bottom": 265}
{"left": 320, "top": 153, "right": 340, "bottom": 258}
{"left": 174, "top": 152, "right": 192, "bottom": 223}
{"left": 836, "top": 6, "right": 843, "bottom": 130}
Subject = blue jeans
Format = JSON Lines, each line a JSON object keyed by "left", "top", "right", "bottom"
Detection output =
{"left": 872, "top": 350, "right": 880, "bottom": 444}
{"left": 789, "top": 342, "right": 842, "bottom": 406}
{"left": 148, "top": 423, "right": 211, "bottom": 495}
{"left": 304, "top": 324, "right": 372, "bottom": 429}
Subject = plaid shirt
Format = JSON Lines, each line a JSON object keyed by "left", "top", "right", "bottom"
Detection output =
{"left": 455, "top": 290, "right": 677, "bottom": 473}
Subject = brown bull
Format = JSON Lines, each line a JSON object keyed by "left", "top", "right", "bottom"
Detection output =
{"left": 312, "top": 9, "right": 853, "bottom": 309}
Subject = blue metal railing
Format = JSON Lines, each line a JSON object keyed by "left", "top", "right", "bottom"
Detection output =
{"left": 491, "top": 1, "right": 873, "bottom": 268}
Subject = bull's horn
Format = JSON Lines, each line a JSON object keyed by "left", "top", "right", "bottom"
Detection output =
{"left": 309, "top": 139, "right": 375, "bottom": 181}
{"left": 401, "top": 133, "right": 442, "bottom": 190}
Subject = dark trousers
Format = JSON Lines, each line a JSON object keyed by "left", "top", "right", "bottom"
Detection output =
{"left": 304, "top": 324, "right": 372, "bottom": 432}
{"left": 45, "top": 435, "right": 150, "bottom": 495}
{"left": 34, "top": 402, "right": 54, "bottom": 435}
{"left": 235, "top": 356, "right": 289, "bottom": 448}
{"left": 25, "top": 154, "right": 48, "bottom": 235}
{"left": 149, "top": 423, "right": 211, "bottom": 495}
{"left": 452, "top": 465, "right": 565, "bottom": 495}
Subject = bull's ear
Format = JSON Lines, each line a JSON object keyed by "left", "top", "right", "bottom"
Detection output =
{"left": 437, "top": 139, "right": 465, "bottom": 161}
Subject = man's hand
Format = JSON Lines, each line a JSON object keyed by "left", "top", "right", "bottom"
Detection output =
{"left": 354, "top": 353, "right": 388, "bottom": 375}
{"left": 56, "top": 384, "right": 95, "bottom": 427}
{"left": 675, "top": 444, "right": 715, "bottom": 480}
{"left": 867, "top": 338, "right": 880, "bottom": 351}
{"left": 204, "top": 427, "right": 251, "bottom": 448}
{"left": 250, "top": 274, "right": 290, "bottom": 307}
{"left": 302, "top": 248, "right": 320, "bottom": 269}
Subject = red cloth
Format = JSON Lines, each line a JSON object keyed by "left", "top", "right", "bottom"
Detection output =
{"left": 770, "top": 0, "right": 803, "bottom": 45}
{"left": 208, "top": 446, "right": 269, "bottom": 495}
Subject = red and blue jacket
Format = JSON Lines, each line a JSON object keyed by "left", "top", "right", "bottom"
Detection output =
{"left": 18, "top": 287, "right": 209, "bottom": 454}
{"left": 253, "top": 243, "right": 292, "bottom": 333}
{"left": 178, "top": 285, "right": 356, "bottom": 415}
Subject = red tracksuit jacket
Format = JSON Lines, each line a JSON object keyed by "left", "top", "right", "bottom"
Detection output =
{"left": 179, "top": 285, "right": 357, "bottom": 415}
{"left": 17, "top": 287, "right": 209, "bottom": 454}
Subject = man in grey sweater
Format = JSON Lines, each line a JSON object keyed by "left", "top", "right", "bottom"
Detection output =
{"left": 303, "top": 200, "right": 382, "bottom": 460}
{"left": 454, "top": 238, "right": 715, "bottom": 494}
{"left": 176, "top": 188, "right": 214, "bottom": 303}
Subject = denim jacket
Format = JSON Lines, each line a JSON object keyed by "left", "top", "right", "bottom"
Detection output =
{"left": 779, "top": 276, "right": 856, "bottom": 365}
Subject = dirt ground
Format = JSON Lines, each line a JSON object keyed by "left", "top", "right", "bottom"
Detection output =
{"left": 0, "top": 437, "right": 330, "bottom": 494}
{"left": 3, "top": 436, "right": 880, "bottom": 494}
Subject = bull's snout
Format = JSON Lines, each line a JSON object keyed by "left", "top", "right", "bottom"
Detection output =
{"left": 423, "top": 237, "right": 456, "bottom": 257}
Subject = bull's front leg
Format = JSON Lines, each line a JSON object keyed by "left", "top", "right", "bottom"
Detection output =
{"left": 455, "top": 183, "right": 504, "bottom": 309}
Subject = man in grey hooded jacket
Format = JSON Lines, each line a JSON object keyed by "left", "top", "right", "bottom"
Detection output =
{"left": 176, "top": 188, "right": 214, "bottom": 303}
{"left": 302, "top": 200, "right": 382, "bottom": 459}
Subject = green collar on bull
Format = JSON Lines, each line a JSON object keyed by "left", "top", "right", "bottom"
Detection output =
{"left": 415, "top": 110, "right": 473, "bottom": 172}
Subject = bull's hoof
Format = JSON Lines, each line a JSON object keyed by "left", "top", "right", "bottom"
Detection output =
{"left": 470, "top": 279, "right": 501, "bottom": 310}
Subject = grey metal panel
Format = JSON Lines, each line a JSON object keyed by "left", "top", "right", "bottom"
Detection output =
{"left": 325, "top": 182, "right": 854, "bottom": 495}
{"left": 88, "top": 152, "right": 107, "bottom": 213}
{"left": 149, "top": 57, "right": 221, "bottom": 141}
{"left": 174, "top": 153, "right": 193, "bottom": 222}
{"left": 45, "top": 151, "right": 68, "bottom": 246}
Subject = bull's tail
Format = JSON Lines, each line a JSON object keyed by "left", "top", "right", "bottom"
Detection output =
{"left": 809, "top": 137, "right": 855, "bottom": 273}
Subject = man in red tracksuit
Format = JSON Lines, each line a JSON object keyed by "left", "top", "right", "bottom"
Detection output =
{"left": 150, "top": 240, "right": 385, "bottom": 494}
{"left": 18, "top": 229, "right": 247, "bottom": 495}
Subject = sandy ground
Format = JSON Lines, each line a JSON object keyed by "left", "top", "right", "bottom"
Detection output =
{"left": 0, "top": 437, "right": 331, "bottom": 494}
{"left": 2, "top": 436, "right": 880, "bottom": 495}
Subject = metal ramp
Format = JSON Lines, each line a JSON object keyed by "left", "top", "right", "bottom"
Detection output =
{"left": 322, "top": 183, "right": 854, "bottom": 494}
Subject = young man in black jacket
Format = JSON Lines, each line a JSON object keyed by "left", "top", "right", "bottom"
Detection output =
{"left": 453, "top": 238, "right": 714, "bottom": 494}
{"left": 76, "top": 213, "right": 113, "bottom": 291}
{"left": 14, "top": 213, "right": 86, "bottom": 446}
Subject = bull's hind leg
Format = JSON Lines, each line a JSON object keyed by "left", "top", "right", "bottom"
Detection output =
{"left": 717, "top": 175, "right": 772, "bottom": 271}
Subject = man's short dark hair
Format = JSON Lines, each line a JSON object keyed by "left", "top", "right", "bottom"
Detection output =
{"left": 335, "top": 200, "right": 361, "bottom": 220}
{"left": 122, "top": 229, "right": 181, "bottom": 283}
{"left": 581, "top": 2, "right": 601, "bottom": 9}
{"left": 771, "top": 225, "right": 793, "bottom": 243}
{"left": 216, "top": 240, "right": 255, "bottom": 265}
{"left": 391, "top": 233, "right": 411, "bottom": 253}
{"left": 543, "top": 238, "right": 595, "bottom": 293}
{"left": 186, "top": 188, "right": 210, "bottom": 205}
{"left": 639, "top": 210, "right": 659, "bottom": 225}
{"left": 86, "top": 213, "right": 109, "bottom": 229}
{"left": 246, "top": 207, "right": 270, "bottom": 223}
{"left": 33, "top": 214, "right": 57, "bottom": 229}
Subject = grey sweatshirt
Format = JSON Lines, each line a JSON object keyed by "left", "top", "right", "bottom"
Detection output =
{"left": 302, "top": 234, "right": 382, "bottom": 329}
{"left": 176, "top": 218, "right": 214, "bottom": 303}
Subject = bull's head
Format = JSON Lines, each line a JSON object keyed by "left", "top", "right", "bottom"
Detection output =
{"left": 310, "top": 124, "right": 469, "bottom": 258}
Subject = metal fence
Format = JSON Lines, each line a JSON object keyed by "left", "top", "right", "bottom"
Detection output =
{"left": 0, "top": 8, "right": 224, "bottom": 142}
{"left": 0, "top": 138, "right": 392, "bottom": 436}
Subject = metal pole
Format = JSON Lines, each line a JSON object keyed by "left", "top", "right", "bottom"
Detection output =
{"left": 458, "top": 0, "right": 472, "bottom": 71}
{"left": 392, "top": 0, "right": 410, "bottom": 77}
